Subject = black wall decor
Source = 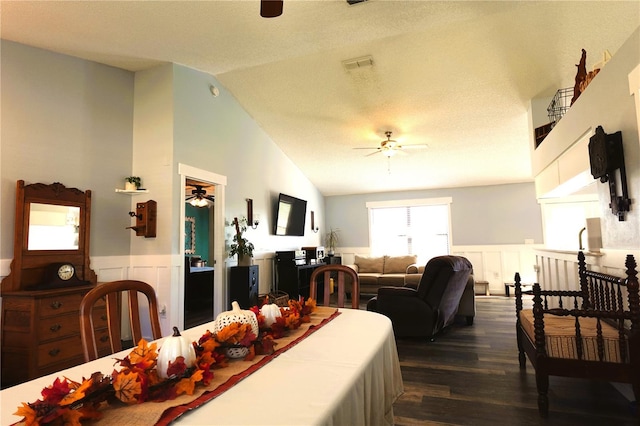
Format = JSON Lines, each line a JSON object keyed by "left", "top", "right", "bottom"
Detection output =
{"left": 588, "top": 125, "right": 631, "bottom": 221}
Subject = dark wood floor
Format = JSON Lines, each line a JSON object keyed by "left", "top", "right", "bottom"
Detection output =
{"left": 364, "top": 295, "right": 638, "bottom": 426}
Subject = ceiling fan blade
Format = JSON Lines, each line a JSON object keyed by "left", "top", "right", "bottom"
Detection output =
{"left": 353, "top": 147, "right": 380, "bottom": 150}
{"left": 366, "top": 150, "right": 382, "bottom": 157}
{"left": 401, "top": 144, "right": 429, "bottom": 150}
{"left": 261, "top": 0, "right": 283, "bottom": 18}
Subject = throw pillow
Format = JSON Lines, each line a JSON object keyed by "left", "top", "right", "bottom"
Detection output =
{"left": 354, "top": 255, "right": 385, "bottom": 273}
{"left": 384, "top": 255, "right": 418, "bottom": 274}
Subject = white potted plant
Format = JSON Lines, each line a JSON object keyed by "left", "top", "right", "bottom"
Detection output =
{"left": 125, "top": 176, "right": 142, "bottom": 191}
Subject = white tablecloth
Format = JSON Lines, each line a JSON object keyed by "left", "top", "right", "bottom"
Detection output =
{"left": 1, "top": 309, "right": 404, "bottom": 425}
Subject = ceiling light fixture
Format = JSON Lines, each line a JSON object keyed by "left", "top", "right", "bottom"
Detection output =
{"left": 190, "top": 197, "right": 210, "bottom": 208}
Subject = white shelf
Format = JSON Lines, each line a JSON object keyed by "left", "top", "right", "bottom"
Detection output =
{"left": 115, "top": 189, "right": 149, "bottom": 195}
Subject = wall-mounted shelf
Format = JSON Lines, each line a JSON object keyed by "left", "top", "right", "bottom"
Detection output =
{"left": 115, "top": 189, "right": 149, "bottom": 195}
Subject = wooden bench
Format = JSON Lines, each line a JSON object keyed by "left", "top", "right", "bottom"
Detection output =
{"left": 514, "top": 251, "right": 640, "bottom": 418}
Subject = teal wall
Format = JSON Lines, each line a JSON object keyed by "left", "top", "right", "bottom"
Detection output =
{"left": 185, "top": 203, "right": 210, "bottom": 261}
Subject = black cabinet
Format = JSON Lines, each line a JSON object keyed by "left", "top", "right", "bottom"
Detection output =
{"left": 184, "top": 267, "right": 214, "bottom": 329}
{"left": 229, "top": 265, "right": 259, "bottom": 309}
{"left": 275, "top": 259, "right": 325, "bottom": 300}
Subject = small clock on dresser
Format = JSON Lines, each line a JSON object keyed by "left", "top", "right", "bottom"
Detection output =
{"left": 42, "top": 262, "right": 88, "bottom": 288}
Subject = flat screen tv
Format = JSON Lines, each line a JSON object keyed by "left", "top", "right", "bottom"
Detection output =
{"left": 274, "top": 193, "right": 307, "bottom": 236}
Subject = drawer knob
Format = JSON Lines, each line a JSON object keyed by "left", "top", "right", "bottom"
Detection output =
{"left": 50, "top": 301, "right": 63, "bottom": 310}
{"left": 99, "top": 335, "right": 109, "bottom": 343}
{"left": 49, "top": 324, "right": 62, "bottom": 332}
{"left": 101, "top": 314, "right": 107, "bottom": 321}
{"left": 49, "top": 348, "right": 60, "bottom": 357}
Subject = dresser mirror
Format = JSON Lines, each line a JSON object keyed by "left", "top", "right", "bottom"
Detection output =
{"left": 28, "top": 203, "right": 81, "bottom": 250}
{"left": 1, "top": 180, "right": 97, "bottom": 292}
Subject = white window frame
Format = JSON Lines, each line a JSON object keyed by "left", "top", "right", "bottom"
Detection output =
{"left": 366, "top": 197, "right": 453, "bottom": 263}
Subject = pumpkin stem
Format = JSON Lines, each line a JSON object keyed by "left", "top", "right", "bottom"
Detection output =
{"left": 172, "top": 326, "right": 181, "bottom": 337}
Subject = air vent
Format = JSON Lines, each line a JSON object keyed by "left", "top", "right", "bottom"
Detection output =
{"left": 342, "top": 55, "right": 374, "bottom": 71}
{"left": 347, "top": 0, "right": 368, "bottom": 5}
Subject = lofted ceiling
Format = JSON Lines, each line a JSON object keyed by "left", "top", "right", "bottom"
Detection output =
{"left": 2, "top": 1, "right": 639, "bottom": 196}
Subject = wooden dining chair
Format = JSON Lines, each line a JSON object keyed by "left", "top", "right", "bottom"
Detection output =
{"left": 79, "top": 280, "right": 162, "bottom": 362}
{"left": 309, "top": 264, "right": 360, "bottom": 309}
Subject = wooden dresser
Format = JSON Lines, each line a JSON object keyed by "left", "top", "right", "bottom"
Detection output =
{"left": 1, "top": 181, "right": 101, "bottom": 388}
{"left": 1, "top": 285, "right": 110, "bottom": 387}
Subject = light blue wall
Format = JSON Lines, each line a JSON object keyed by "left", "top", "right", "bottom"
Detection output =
{"left": 1, "top": 40, "right": 135, "bottom": 257}
{"left": 171, "top": 64, "right": 325, "bottom": 255}
{"left": 326, "top": 182, "right": 544, "bottom": 247}
{"left": 1, "top": 41, "right": 326, "bottom": 262}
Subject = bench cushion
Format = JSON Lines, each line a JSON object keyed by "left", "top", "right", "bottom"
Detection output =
{"left": 519, "top": 309, "right": 627, "bottom": 363}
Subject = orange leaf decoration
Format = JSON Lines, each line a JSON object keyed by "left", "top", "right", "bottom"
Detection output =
{"left": 113, "top": 370, "right": 142, "bottom": 404}
{"left": 200, "top": 335, "right": 221, "bottom": 353}
{"left": 14, "top": 403, "right": 37, "bottom": 425}
{"left": 216, "top": 322, "right": 252, "bottom": 344}
{"left": 61, "top": 407, "right": 84, "bottom": 426}
{"left": 128, "top": 339, "right": 158, "bottom": 369}
{"left": 59, "top": 376, "right": 93, "bottom": 406}
{"left": 175, "top": 369, "right": 204, "bottom": 396}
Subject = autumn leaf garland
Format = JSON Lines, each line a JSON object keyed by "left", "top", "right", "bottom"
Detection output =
{"left": 16, "top": 297, "right": 317, "bottom": 426}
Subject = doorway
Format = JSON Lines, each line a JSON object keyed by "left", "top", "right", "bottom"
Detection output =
{"left": 178, "top": 164, "right": 227, "bottom": 330}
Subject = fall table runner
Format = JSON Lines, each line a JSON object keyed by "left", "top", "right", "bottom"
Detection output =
{"left": 13, "top": 307, "right": 340, "bottom": 426}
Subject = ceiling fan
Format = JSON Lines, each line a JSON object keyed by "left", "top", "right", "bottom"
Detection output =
{"left": 186, "top": 185, "right": 214, "bottom": 207}
{"left": 354, "top": 131, "right": 428, "bottom": 158}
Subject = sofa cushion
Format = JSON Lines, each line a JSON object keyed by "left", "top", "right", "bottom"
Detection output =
{"left": 354, "top": 255, "right": 385, "bottom": 273}
{"left": 357, "top": 273, "right": 382, "bottom": 286}
{"left": 378, "top": 274, "right": 407, "bottom": 287}
{"left": 383, "top": 255, "right": 417, "bottom": 274}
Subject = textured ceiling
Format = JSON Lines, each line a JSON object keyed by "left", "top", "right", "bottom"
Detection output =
{"left": 2, "top": 1, "right": 639, "bottom": 196}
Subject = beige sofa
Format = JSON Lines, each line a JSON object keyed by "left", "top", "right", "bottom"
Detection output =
{"left": 345, "top": 255, "right": 422, "bottom": 295}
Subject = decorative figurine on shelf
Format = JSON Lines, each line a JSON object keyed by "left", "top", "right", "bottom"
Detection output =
{"left": 229, "top": 216, "right": 255, "bottom": 266}
{"left": 571, "top": 49, "right": 587, "bottom": 105}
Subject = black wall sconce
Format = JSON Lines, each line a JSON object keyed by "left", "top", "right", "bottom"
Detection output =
{"left": 588, "top": 125, "right": 632, "bottom": 221}
{"left": 247, "top": 198, "right": 259, "bottom": 229}
{"left": 310, "top": 211, "right": 319, "bottom": 233}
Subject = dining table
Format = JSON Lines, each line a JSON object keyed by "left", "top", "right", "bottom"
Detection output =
{"left": 1, "top": 307, "right": 404, "bottom": 425}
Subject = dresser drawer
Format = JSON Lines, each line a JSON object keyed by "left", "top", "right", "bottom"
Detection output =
{"left": 36, "top": 306, "right": 107, "bottom": 343}
{"left": 37, "top": 313, "right": 80, "bottom": 341}
{"left": 38, "top": 293, "right": 85, "bottom": 318}
{"left": 37, "top": 335, "right": 83, "bottom": 368}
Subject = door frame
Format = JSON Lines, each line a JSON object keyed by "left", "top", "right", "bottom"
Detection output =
{"left": 178, "top": 163, "right": 227, "bottom": 323}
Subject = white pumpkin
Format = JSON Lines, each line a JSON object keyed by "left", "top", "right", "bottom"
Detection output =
{"left": 213, "top": 301, "right": 259, "bottom": 358}
{"left": 157, "top": 326, "right": 197, "bottom": 379}
{"left": 260, "top": 303, "right": 282, "bottom": 327}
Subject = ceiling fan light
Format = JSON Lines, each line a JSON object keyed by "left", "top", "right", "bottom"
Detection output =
{"left": 383, "top": 149, "right": 397, "bottom": 158}
{"left": 190, "top": 197, "right": 209, "bottom": 208}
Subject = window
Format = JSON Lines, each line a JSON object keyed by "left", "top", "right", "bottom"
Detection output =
{"left": 367, "top": 198, "right": 452, "bottom": 264}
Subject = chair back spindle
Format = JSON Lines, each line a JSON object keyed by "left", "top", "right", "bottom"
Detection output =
{"left": 80, "top": 280, "right": 162, "bottom": 362}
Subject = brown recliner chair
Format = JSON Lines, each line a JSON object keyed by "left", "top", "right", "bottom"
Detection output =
{"left": 366, "top": 255, "right": 473, "bottom": 338}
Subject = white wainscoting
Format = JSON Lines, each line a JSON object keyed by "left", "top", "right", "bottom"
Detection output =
{"left": 337, "top": 244, "right": 541, "bottom": 296}
{"left": 534, "top": 248, "right": 640, "bottom": 292}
